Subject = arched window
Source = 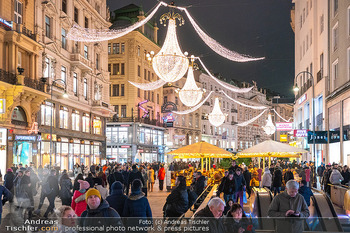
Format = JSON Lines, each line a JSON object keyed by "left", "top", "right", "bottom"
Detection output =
{"left": 11, "top": 106, "right": 27, "bottom": 126}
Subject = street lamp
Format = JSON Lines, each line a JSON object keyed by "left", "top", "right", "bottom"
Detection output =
{"left": 293, "top": 71, "right": 316, "bottom": 186}
{"left": 41, "top": 78, "right": 68, "bottom": 168}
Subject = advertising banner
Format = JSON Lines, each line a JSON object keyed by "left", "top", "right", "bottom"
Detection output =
{"left": 276, "top": 122, "right": 293, "bottom": 131}
{"left": 307, "top": 131, "right": 328, "bottom": 144}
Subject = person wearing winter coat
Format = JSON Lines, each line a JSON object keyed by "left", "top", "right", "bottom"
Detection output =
{"left": 140, "top": 166, "right": 148, "bottom": 196}
{"left": 79, "top": 188, "right": 124, "bottom": 233}
{"left": 59, "top": 173, "right": 73, "bottom": 206}
{"left": 21, "top": 170, "right": 34, "bottom": 218}
{"left": 164, "top": 176, "right": 189, "bottom": 217}
{"left": 223, "top": 203, "right": 255, "bottom": 233}
{"left": 95, "top": 178, "right": 108, "bottom": 199}
{"left": 243, "top": 167, "right": 252, "bottom": 198}
{"left": 71, "top": 180, "right": 90, "bottom": 217}
{"left": 85, "top": 173, "right": 95, "bottom": 188}
{"left": 284, "top": 167, "right": 294, "bottom": 184}
{"left": 221, "top": 171, "right": 236, "bottom": 203}
{"left": 341, "top": 166, "right": 350, "bottom": 185}
{"left": 73, "top": 174, "right": 84, "bottom": 193}
{"left": 268, "top": 180, "right": 310, "bottom": 233}
{"left": 47, "top": 206, "right": 77, "bottom": 233}
{"left": 298, "top": 180, "right": 313, "bottom": 206}
{"left": 330, "top": 168, "right": 344, "bottom": 185}
{"left": 106, "top": 181, "right": 128, "bottom": 217}
{"left": 272, "top": 167, "right": 283, "bottom": 196}
{"left": 97, "top": 170, "right": 107, "bottom": 188}
{"left": 108, "top": 166, "right": 124, "bottom": 192}
{"left": 0, "top": 184, "right": 11, "bottom": 224}
{"left": 260, "top": 168, "right": 272, "bottom": 189}
{"left": 41, "top": 169, "right": 60, "bottom": 218}
{"left": 158, "top": 165, "right": 166, "bottom": 191}
{"left": 322, "top": 165, "right": 332, "bottom": 196}
{"left": 127, "top": 165, "right": 145, "bottom": 195}
{"left": 123, "top": 179, "right": 152, "bottom": 218}
{"left": 147, "top": 166, "right": 155, "bottom": 192}
{"left": 192, "top": 171, "right": 206, "bottom": 196}
{"left": 3, "top": 168, "right": 15, "bottom": 204}
{"left": 234, "top": 168, "right": 246, "bottom": 208}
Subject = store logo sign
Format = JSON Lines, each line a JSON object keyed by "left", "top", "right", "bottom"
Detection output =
{"left": 0, "top": 17, "right": 12, "bottom": 29}
{"left": 294, "top": 129, "right": 308, "bottom": 137}
{"left": 138, "top": 100, "right": 149, "bottom": 118}
{"left": 28, "top": 122, "right": 39, "bottom": 134}
{"left": 15, "top": 135, "right": 37, "bottom": 141}
{"left": 280, "top": 134, "right": 288, "bottom": 142}
{"left": 276, "top": 122, "right": 293, "bottom": 131}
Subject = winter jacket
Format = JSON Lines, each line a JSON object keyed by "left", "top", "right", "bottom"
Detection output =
{"left": 268, "top": 191, "right": 310, "bottom": 233}
{"left": 4, "top": 172, "right": 15, "bottom": 191}
{"left": 194, "top": 176, "right": 206, "bottom": 196}
{"left": 341, "top": 171, "right": 350, "bottom": 185}
{"left": 141, "top": 170, "right": 148, "bottom": 185}
{"left": 80, "top": 199, "right": 124, "bottom": 233}
{"left": 272, "top": 168, "right": 283, "bottom": 187}
{"left": 71, "top": 190, "right": 88, "bottom": 216}
{"left": 317, "top": 166, "right": 325, "bottom": 177}
{"left": 127, "top": 169, "right": 145, "bottom": 190}
{"left": 166, "top": 186, "right": 189, "bottom": 215}
{"left": 243, "top": 170, "right": 252, "bottom": 187}
{"left": 223, "top": 212, "right": 255, "bottom": 233}
{"left": 0, "top": 185, "right": 11, "bottom": 213}
{"left": 298, "top": 186, "right": 313, "bottom": 206}
{"left": 47, "top": 175, "right": 59, "bottom": 197}
{"left": 234, "top": 173, "right": 246, "bottom": 192}
{"left": 260, "top": 171, "right": 272, "bottom": 188}
{"left": 330, "top": 169, "right": 344, "bottom": 185}
{"left": 123, "top": 190, "right": 152, "bottom": 218}
{"left": 95, "top": 185, "right": 108, "bottom": 199}
{"left": 194, "top": 206, "right": 225, "bottom": 233}
{"left": 108, "top": 171, "right": 124, "bottom": 188}
{"left": 222, "top": 177, "right": 236, "bottom": 195}
{"left": 148, "top": 169, "right": 155, "bottom": 183}
{"left": 158, "top": 167, "right": 165, "bottom": 180}
{"left": 284, "top": 171, "right": 294, "bottom": 183}
{"left": 106, "top": 182, "right": 128, "bottom": 217}
{"left": 59, "top": 178, "right": 73, "bottom": 199}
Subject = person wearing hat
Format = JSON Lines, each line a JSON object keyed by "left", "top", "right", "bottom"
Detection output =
{"left": 71, "top": 180, "right": 90, "bottom": 216}
{"left": 80, "top": 188, "right": 124, "bottom": 232}
{"left": 123, "top": 179, "right": 152, "bottom": 218}
{"left": 106, "top": 181, "right": 128, "bottom": 217}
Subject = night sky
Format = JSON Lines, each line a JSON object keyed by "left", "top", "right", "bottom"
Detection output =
{"left": 106, "top": 0, "right": 295, "bottom": 97}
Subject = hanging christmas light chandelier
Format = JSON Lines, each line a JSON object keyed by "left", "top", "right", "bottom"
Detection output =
{"left": 177, "top": 56, "right": 204, "bottom": 107}
{"left": 147, "top": 12, "right": 189, "bottom": 83}
{"left": 208, "top": 97, "right": 227, "bottom": 127}
{"left": 262, "top": 113, "right": 276, "bottom": 135}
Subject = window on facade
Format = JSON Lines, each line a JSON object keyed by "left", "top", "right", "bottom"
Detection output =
{"left": 334, "top": 0, "right": 338, "bottom": 16}
{"left": 41, "top": 102, "right": 55, "bottom": 126}
{"left": 303, "top": 8, "right": 305, "bottom": 23}
{"left": 74, "top": 7, "right": 79, "bottom": 23}
{"left": 112, "top": 64, "right": 117, "bottom": 75}
{"left": 82, "top": 114, "right": 90, "bottom": 133}
{"left": 93, "top": 117, "right": 101, "bottom": 134}
{"left": 83, "top": 78, "right": 87, "bottom": 100}
{"left": 121, "top": 84, "right": 125, "bottom": 96}
{"left": 84, "top": 45, "right": 88, "bottom": 59}
{"left": 137, "top": 46, "right": 140, "bottom": 56}
{"left": 138, "top": 65, "right": 141, "bottom": 77}
{"left": 144, "top": 69, "right": 147, "bottom": 80}
{"left": 175, "top": 97, "right": 178, "bottom": 105}
{"left": 108, "top": 43, "right": 111, "bottom": 54}
{"left": 96, "top": 53, "right": 100, "bottom": 70}
{"left": 108, "top": 64, "right": 111, "bottom": 73}
{"left": 148, "top": 71, "right": 151, "bottom": 81}
{"left": 61, "top": 28, "right": 67, "bottom": 50}
{"left": 45, "top": 16, "right": 51, "bottom": 38}
{"left": 73, "top": 73, "right": 78, "bottom": 96}
{"left": 320, "top": 53, "right": 324, "bottom": 77}
{"left": 147, "top": 91, "right": 150, "bottom": 100}
{"left": 44, "top": 57, "right": 50, "bottom": 78}
{"left": 157, "top": 94, "right": 159, "bottom": 104}
{"left": 62, "top": 0, "right": 67, "bottom": 13}
{"left": 114, "top": 105, "right": 119, "bottom": 116}
{"left": 164, "top": 96, "right": 167, "bottom": 103}
{"left": 113, "top": 43, "right": 117, "bottom": 54}
{"left": 333, "top": 60, "right": 339, "bottom": 81}
{"left": 14, "top": 0, "right": 22, "bottom": 24}
{"left": 112, "top": 84, "right": 118, "bottom": 96}
{"left": 138, "top": 88, "right": 140, "bottom": 97}
{"left": 72, "top": 110, "right": 80, "bottom": 131}
{"left": 121, "top": 63, "right": 125, "bottom": 75}
{"left": 59, "top": 106, "right": 68, "bottom": 129}
{"left": 85, "top": 17, "right": 88, "bottom": 28}
{"left": 144, "top": 91, "right": 146, "bottom": 99}
{"left": 61, "top": 66, "right": 66, "bottom": 82}
{"left": 333, "top": 24, "right": 339, "bottom": 51}
{"left": 121, "top": 43, "right": 125, "bottom": 53}
{"left": 151, "top": 92, "right": 154, "bottom": 102}
{"left": 121, "top": 105, "right": 126, "bottom": 117}
{"left": 116, "top": 43, "right": 120, "bottom": 54}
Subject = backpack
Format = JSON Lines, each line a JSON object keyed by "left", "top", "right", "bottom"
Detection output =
{"left": 42, "top": 180, "right": 52, "bottom": 195}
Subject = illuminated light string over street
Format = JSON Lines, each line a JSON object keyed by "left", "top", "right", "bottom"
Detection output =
{"left": 236, "top": 109, "right": 268, "bottom": 127}
{"left": 219, "top": 90, "right": 268, "bottom": 110}
{"left": 128, "top": 79, "right": 167, "bottom": 91}
{"left": 172, "top": 91, "right": 214, "bottom": 115}
{"left": 272, "top": 108, "right": 292, "bottom": 122}
{"left": 66, "top": 2, "right": 264, "bottom": 62}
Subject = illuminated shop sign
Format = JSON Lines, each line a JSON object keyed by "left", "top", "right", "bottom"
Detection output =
{"left": 307, "top": 131, "right": 328, "bottom": 144}
{"left": 0, "top": 99, "right": 5, "bottom": 114}
{"left": 294, "top": 129, "right": 308, "bottom": 137}
{"left": 138, "top": 100, "right": 149, "bottom": 118}
{"left": 0, "top": 17, "right": 12, "bottom": 29}
{"left": 280, "top": 135, "right": 288, "bottom": 142}
{"left": 15, "top": 135, "right": 37, "bottom": 141}
{"left": 163, "top": 113, "right": 175, "bottom": 122}
{"left": 329, "top": 131, "right": 340, "bottom": 143}
{"left": 276, "top": 122, "right": 293, "bottom": 131}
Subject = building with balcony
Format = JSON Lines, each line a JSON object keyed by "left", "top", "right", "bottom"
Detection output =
{"left": 163, "top": 70, "right": 202, "bottom": 159}
{"left": 34, "top": 0, "right": 112, "bottom": 170}
{"left": 0, "top": 0, "right": 48, "bottom": 172}
{"left": 292, "top": 0, "right": 328, "bottom": 164}
{"left": 106, "top": 4, "right": 165, "bottom": 162}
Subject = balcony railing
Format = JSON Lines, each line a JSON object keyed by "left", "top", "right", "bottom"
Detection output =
{"left": 231, "top": 108, "right": 238, "bottom": 113}
{"left": 0, "top": 69, "right": 16, "bottom": 85}
{"left": 22, "top": 26, "right": 36, "bottom": 41}
{"left": 109, "top": 115, "right": 163, "bottom": 127}
{"left": 231, "top": 121, "right": 238, "bottom": 125}
{"left": 24, "top": 77, "right": 45, "bottom": 92}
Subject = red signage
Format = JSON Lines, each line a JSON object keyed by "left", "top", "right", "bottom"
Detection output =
{"left": 121, "top": 145, "right": 130, "bottom": 148}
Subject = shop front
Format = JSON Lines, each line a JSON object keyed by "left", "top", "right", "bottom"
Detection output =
{"left": 0, "top": 128, "right": 7, "bottom": 175}
{"left": 13, "top": 134, "right": 40, "bottom": 166}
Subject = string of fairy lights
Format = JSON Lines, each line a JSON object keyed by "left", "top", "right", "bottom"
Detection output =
{"left": 66, "top": 1, "right": 287, "bottom": 134}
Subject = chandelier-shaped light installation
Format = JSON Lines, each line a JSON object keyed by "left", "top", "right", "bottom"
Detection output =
{"left": 128, "top": 79, "right": 167, "bottom": 91}
{"left": 178, "top": 57, "right": 204, "bottom": 107}
{"left": 150, "top": 12, "right": 189, "bottom": 83}
{"left": 208, "top": 98, "right": 226, "bottom": 127}
{"left": 262, "top": 113, "right": 276, "bottom": 135}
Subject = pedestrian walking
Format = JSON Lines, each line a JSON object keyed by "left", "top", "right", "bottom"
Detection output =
{"left": 234, "top": 168, "right": 246, "bottom": 207}
{"left": 147, "top": 166, "right": 155, "bottom": 192}
{"left": 272, "top": 166, "right": 283, "bottom": 196}
{"left": 3, "top": 168, "right": 15, "bottom": 205}
{"left": 127, "top": 165, "right": 145, "bottom": 195}
{"left": 140, "top": 166, "right": 148, "bottom": 196}
{"left": 260, "top": 168, "right": 272, "bottom": 190}
{"left": 164, "top": 176, "right": 189, "bottom": 217}
{"left": 0, "top": 184, "right": 11, "bottom": 224}
{"left": 106, "top": 181, "right": 128, "bottom": 217}
{"left": 59, "top": 172, "right": 73, "bottom": 206}
{"left": 221, "top": 171, "right": 236, "bottom": 203}
{"left": 243, "top": 167, "right": 252, "bottom": 198}
{"left": 158, "top": 164, "right": 166, "bottom": 191}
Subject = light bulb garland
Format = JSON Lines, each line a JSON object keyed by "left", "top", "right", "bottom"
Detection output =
{"left": 262, "top": 113, "right": 276, "bottom": 135}
{"left": 128, "top": 79, "right": 167, "bottom": 91}
{"left": 208, "top": 97, "right": 227, "bottom": 127}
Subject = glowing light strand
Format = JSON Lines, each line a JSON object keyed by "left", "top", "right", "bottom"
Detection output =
{"left": 272, "top": 108, "right": 292, "bottom": 122}
{"left": 197, "top": 58, "right": 253, "bottom": 93}
{"left": 128, "top": 79, "right": 167, "bottom": 91}
{"left": 176, "top": 6, "right": 265, "bottom": 62}
{"left": 220, "top": 90, "right": 268, "bottom": 110}
{"left": 173, "top": 91, "right": 214, "bottom": 115}
{"left": 67, "top": 2, "right": 166, "bottom": 42}
{"left": 236, "top": 109, "right": 268, "bottom": 127}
